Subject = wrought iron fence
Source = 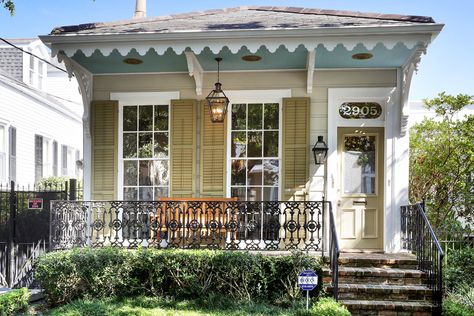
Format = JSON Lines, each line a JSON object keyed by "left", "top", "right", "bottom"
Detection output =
{"left": 327, "top": 202, "right": 340, "bottom": 300}
{"left": 401, "top": 202, "right": 444, "bottom": 315}
{"left": 50, "top": 200, "right": 327, "bottom": 252}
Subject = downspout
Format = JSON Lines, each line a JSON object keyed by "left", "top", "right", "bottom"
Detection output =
{"left": 134, "top": 0, "right": 146, "bottom": 19}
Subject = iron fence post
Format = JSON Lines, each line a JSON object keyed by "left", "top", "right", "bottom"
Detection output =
{"left": 69, "top": 179, "right": 77, "bottom": 201}
{"left": 6, "top": 181, "right": 17, "bottom": 288}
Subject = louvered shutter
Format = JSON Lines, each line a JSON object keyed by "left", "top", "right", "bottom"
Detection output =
{"left": 282, "top": 98, "right": 310, "bottom": 201}
{"left": 170, "top": 100, "right": 196, "bottom": 197}
{"left": 200, "top": 102, "right": 227, "bottom": 197}
{"left": 91, "top": 100, "right": 118, "bottom": 200}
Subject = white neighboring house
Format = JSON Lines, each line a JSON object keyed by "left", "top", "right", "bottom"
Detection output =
{"left": 0, "top": 38, "right": 83, "bottom": 186}
{"left": 409, "top": 100, "right": 474, "bottom": 127}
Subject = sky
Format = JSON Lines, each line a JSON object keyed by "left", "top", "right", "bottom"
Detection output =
{"left": 1, "top": 0, "right": 473, "bottom": 100}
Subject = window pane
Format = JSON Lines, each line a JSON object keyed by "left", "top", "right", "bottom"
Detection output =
{"left": 248, "top": 103, "right": 262, "bottom": 130}
{"left": 247, "top": 187, "right": 262, "bottom": 201}
{"left": 264, "top": 103, "right": 279, "bottom": 129}
{"left": 139, "top": 161, "right": 153, "bottom": 186}
{"left": 138, "top": 133, "right": 153, "bottom": 158}
{"left": 231, "top": 132, "right": 246, "bottom": 158}
{"left": 343, "top": 135, "right": 376, "bottom": 194}
{"left": 154, "top": 132, "right": 169, "bottom": 158}
{"left": 247, "top": 159, "right": 263, "bottom": 185}
{"left": 123, "top": 106, "right": 137, "bottom": 131}
{"left": 232, "top": 104, "right": 246, "bottom": 130}
{"left": 152, "top": 160, "right": 169, "bottom": 185}
{"left": 139, "top": 187, "right": 154, "bottom": 201}
{"left": 263, "top": 160, "right": 279, "bottom": 185}
{"left": 154, "top": 105, "right": 169, "bottom": 131}
{"left": 124, "top": 161, "right": 138, "bottom": 186}
{"left": 124, "top": 187, "right": 138, "bottom": 201}
{"left": 139, "top": 105, "right": 153, "bottom": 131}
{"left": 263, "top": 187, "right": 279, "bottom": 201}
{"left": 264, "top": 131, "right": 278, "bottom": 157}
{"left": 248, "top": 132, "right": 262, "bottom": 157}
{"left": 231, "top": 159, "right": 246, "bottom": 185}
{"left": 231, "top": 187, "right": 246, "bottom": 200}
{"left": 155, "top": 187, "right": 169, "bottom": 199}
{"left": 123, "top": 133, "right": 137, "bottom": 158}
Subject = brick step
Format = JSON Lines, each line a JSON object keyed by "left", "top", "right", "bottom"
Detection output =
{"left": 338, "top": 256, "right": 418, "bottom": 269}
{"left": 330, "top": 284, "right": 432, "bottom": 301}
{"left": 323, "top": 267, "right": 426, "bottom": 285}
{"left": 340, "top": 299, "right": 433, "bottom": 316}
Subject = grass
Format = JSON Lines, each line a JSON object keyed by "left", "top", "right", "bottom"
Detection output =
{"left": 33, "top": 296, "right": 311, "bottom": 316}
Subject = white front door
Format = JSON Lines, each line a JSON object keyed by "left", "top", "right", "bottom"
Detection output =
{"left": 337, "top": 127, "right": 384, "bottom": 250}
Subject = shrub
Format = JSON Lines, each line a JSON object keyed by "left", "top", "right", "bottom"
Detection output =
{"left": 0, "top": 288, "right": 29, "bottom": 316}
{"left": 309, "top": 297, "right": 351, "bottom": 316}
{"left": 443, "top": 293, "right": 474, "bottom": 316}
{"left": 445, "top": 247, "right": 474, "bottom": 291}
{"left": 35, "top": 248, "right": 322, "bottom": 306}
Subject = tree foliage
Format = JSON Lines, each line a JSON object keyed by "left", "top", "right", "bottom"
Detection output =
{"left": 410, "top": 92, "right": 474, "bottom": 229}
{"left": 1, "top": 0, "right": 14, "bottom": 15}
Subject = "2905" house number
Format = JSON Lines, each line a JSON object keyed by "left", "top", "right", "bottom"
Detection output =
{"left": 339, "top": 102, "right": 382, "bottom": 119}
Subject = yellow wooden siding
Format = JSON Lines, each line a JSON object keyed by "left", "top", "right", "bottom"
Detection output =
{"left": 282, "top": 98, "right": 310, "bottom": 201}
{"left": 200, "top": 101, "right": 226, "bottom": 197}
{"left": 170, "top": 100, "right": 196, "bottom": 197}
{"left": 91, "top": 100, "right": 118, "bottom": 200}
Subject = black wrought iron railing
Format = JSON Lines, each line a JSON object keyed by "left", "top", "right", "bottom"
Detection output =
{"left": 401, "top": 202, "right": 444, "bottom": 314}
{"left": 50, "top": 200, "right": 327, "bottom": 252}
{"left": 327, "top": 201, "right": 340, "bottom": 300}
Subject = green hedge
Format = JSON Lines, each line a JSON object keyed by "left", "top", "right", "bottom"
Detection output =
{"left": 35, "top": 248, "right": 323, "bottom": 306}
{"left": 445, "top": 247, "right": 474, "bottom": 291}
{"left": 0, "top": 288, "right": 29, "bottom": 316}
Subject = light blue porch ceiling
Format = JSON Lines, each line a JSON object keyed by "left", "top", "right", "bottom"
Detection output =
{"left": 72, "top": 42, "right": 414, "bottom": 74}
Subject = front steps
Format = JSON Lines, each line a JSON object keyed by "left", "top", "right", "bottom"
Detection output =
{"left": 324, "top": 253, "right": 435, "bottom": 316}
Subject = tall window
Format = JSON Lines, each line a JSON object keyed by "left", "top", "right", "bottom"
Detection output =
{"left": 0, "top": 125, "right": 6, "bottom": 182}
{"left": 8, "top": 126, "right": 16, "bottom": 182}
{"left": 230, "top": 103, "right": 280, "bottom": 201}
{"left": 122, "top": 105, "right": 169, "bottom": 201}
{"left": 34, "top": 135, "right": 43, "bottom": 183}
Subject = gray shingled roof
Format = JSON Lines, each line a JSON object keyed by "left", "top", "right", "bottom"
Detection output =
{"left": 51, "top": 6, "right": 435, "bottom": 35}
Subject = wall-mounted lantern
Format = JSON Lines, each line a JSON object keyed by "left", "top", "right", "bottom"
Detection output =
{"left": 312, "top": 136, "right": 328, "bottom": 165}
{"left": 206, "top": 57, "right": 229, "bottom": 123}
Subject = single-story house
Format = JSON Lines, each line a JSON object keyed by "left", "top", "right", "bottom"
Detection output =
{"left": 40, "top": 5, "right": 443, "bottom": 253}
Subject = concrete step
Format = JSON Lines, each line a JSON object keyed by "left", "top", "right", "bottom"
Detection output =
{"left": 323, "top": 266, "right": 426, "bottom": 285}
{"left": 340, "top": 299, "right": 433, "bottom": 316}
{"left": 338, "top": 253, "right": 418, "bottom": 269}
{"left": 332, "top": 284, "right": 432, "bottom": 301}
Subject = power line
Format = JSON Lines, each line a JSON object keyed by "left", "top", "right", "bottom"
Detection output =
{"left": 0, "top": 37, "right": 70, "bottom": 74}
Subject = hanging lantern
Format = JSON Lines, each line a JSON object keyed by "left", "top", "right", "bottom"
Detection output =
{"left": 206, "top": 57, "right": 229, "bottom": 123}
{"left": 312, "top": 136, "right": 328, "bottom": 165}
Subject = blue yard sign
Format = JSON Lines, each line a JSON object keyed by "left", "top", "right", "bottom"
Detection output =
{"left": 298, "top": 269, "right": 318, "bottom": 310}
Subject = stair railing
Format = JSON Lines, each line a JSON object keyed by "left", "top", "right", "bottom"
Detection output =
{"left": 401, "top": 202, "right": 444, "bottom": 314}
{"left": 327, "top": 201, "right": 340, "bottom": 300}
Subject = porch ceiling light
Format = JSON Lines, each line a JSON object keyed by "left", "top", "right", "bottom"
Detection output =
{"left": 123, "top": 58, "right": 143, "bottom": 64}
{"left": 352, "top": 53, "right": 373, "bottom": 60}
{"left": 312, "top": 136, "right": 328, "bottom": 165}
{"left": 206, "top": 57, "right": 229, "bottom": 123}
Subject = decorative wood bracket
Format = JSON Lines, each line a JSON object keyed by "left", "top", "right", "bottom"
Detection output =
{"left": 400, "top": 43, "right": 427, "bottom": 136}
{"left": 57, "top": 51, "right": 93, "bottom": 137}
{"left": 306, "top": 49, "right": 316, "bottom": 95}
{"left": 184, "top": 51, "right": 204, "bottom": 96}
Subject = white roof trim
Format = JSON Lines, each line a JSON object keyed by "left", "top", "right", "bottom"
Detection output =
{"left": 41, "top": 24, "right": 442, "bottom": 57}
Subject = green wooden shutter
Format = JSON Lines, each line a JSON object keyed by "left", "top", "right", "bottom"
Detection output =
{"left": 200, "top": 101, "right": 226, "bottom": 197}
{"left": 282, "top": 98, "right": 310, "bottom": 201}
{"left": 91, "top": 100, "right": 118, "bottom": 200}
{"left": 170, "top": 100, "right": 196, "bottom": 197}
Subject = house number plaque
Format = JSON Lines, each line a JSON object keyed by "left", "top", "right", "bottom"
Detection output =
{"left": 339, "top": 102, "right": 382, "bottom": 119}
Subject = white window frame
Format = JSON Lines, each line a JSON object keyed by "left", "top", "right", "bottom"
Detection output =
{"left": 113, "top": 92, "right": 180, "bottom": 200}
{"left": 225, "top": 90, "right": 291, "bottom": 201}
{"left": 0, "top": 122, "right": 8, "bottom": 183}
